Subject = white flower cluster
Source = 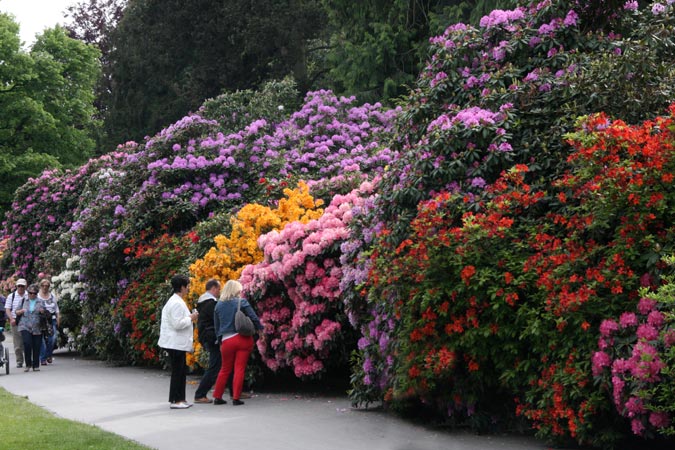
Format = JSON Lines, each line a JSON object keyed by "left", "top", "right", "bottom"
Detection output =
{"left": 52, "top": 255, "right": 87, "bottom": 303}
{"left": 96, "top": 168, "right": 127, "bottom": 180}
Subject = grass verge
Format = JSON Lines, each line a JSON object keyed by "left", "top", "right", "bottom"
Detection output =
{"left": 0, "top": 387, "right": 151, "bottom": 449}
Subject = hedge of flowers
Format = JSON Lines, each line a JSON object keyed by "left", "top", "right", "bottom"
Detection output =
{"left": 0, "top": 87, "right": 397, "bottom": 362}
{"left": 377, "top": 0, "right": 675, "bottom": 237}
{"left": 2, "top": 2, "right": 675, "bottom": 449}
{"left": 342, "top": 2, "right": 675, "bottom": 447}
{"left": 349, "top": 105, "right": 675, "bottom": 448}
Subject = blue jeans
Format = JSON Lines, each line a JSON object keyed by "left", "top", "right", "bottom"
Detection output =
{"left": 39, "top": 321, "right": 57, "bottom": 362}
{"left": 194, "top": 341, "right": 222, "bottom": 399}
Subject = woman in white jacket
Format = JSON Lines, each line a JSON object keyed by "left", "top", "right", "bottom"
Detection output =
{"left": 158, "top": 274, "right": 198, "bottom": 409}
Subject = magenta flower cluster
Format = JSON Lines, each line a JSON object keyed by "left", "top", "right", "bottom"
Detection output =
{"left": 593, "top": 296, "right": 673, "bottom": 436}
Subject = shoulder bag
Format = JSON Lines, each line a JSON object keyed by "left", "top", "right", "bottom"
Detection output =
{"left": 234, "top": 298, "right": 255, "bottom": 337}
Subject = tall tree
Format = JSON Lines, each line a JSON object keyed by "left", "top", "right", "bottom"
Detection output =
{"left": 103, "top": 0, "right": 326, "bottom": 146}
{"left": 65, "top": 0, "right": 126, "bottom": 60}
{"left": 0, "top": 13, "right": 101, "bottom": 213}
{"left": 64, "top": 0, "right": 127, "bottom": 149}
{"left": 323, "top": 0, "right": 515, "bottom": 103}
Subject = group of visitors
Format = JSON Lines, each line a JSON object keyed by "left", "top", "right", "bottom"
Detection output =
{"left": 158, "top": 275, "right": 263, "bottom": 410}
{"left": 2, "top": 278, "right": 60, "bottom": 372}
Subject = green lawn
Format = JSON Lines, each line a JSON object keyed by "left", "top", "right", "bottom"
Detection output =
{"left": 0, "top": 388, "right": 151, "bottom": 449}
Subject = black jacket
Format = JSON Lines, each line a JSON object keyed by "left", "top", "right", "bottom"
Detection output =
{"left": 196, "top": 293, "right": 217, "bottom": 347}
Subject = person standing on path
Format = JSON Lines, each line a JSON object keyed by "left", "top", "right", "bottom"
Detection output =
{"left": 193, "top": 279, "right": 221, "bottom": 404}
{"left": 4, "top": 278, "right": 28, "bottom": 368}
{"left": 212, "top": 280, "right": 263, "bottom": 406}
{"left": 16, "top": 284, "right": 46, "bottom": 372}
{"left": 158, "top": 274, "right": 198, "bottom": 409}
{"left": 38, "top": 278, "right": 60, "bottom": 365}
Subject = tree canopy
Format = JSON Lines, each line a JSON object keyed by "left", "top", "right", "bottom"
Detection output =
{"left": 0, "top": 13, "right": 101, "bottom": 213}
{"left": 322, "top": 0, "right": 515, "bottom": 103}
{"left": 102, "top": 0, "right": 326, "bottom": 146}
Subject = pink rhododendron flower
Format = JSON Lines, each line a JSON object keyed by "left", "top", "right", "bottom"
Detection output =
{"left": 636, "top": 324, "right": 659, "bottom": 341}
{"left": 631, "top": 418, "right": 645, "bottom": 435}
{"left": 637, "top": 297, "right": 657, "bottom": 314}
{"left": 600, "top": 319, "right": 619, "bottom": 337}
{"left": 649, "top": 412, "right": 671, "bottom": 428}
{"left": 647, "top": 311, "right": 664, "bottom": 328}
{"left": 592, "top": 351, "right": 611, "bottom": 376}
{"left": 619, "top": 312, "right": 638, "bottom": 328}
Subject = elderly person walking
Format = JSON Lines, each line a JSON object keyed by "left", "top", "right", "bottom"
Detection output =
{"left": 16, "top": 284, "right": 46, "bottom": 372}
{"left": 212, "top": 280, "right": 263, "bottom": 406}
{"left": 4, "top": 278, "right": 28, "bottom": 368}
{"left": 38, "top": 278, "right": 60, "bottom": 365}
{"left": 158, "top": 274, "right": 198, "bottom": 409}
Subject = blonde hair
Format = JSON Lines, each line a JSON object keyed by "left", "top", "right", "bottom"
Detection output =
{"left": 219, "top": 280, "right": 243, "bottom": 301}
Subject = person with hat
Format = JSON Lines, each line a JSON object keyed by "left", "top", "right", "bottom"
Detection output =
{"left": 4, "top": 278, "right": 28, "bottom": 368}
{"left": 16, "top": 283, "right": 46, "bottom": 372}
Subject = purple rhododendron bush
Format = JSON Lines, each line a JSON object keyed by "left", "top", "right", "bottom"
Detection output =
{"left": 2, "top": 2, "right": 675, "bottom": 449}
{"left": 1, "top": 89, "right": 398, "bottom": 360}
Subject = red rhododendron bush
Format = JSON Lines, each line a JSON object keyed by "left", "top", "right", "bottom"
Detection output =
{"left": 354, "top": 106, "right": 675, "bottom": 447}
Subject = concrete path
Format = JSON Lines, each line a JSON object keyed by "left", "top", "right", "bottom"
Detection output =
{"left": 0, "top": 335, "right": 555, "bottom": 450}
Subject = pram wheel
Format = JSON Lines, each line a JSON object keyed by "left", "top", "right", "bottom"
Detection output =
{"left": 4, "top": 347, "right": 8, "bottom": 374}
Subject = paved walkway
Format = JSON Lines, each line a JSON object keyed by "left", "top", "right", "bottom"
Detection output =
{"left": 1, "top": 335, "right": 554, "bottom": 450}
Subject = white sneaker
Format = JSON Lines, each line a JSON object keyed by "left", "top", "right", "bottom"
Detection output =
{"left": 170, "top": 401, "right": 193, "bottom": 409}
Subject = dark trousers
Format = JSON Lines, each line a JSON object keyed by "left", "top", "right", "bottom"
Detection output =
{"left": 167, "top": 348, "right": 187, "bottom": 403}
{"left": 21, "top": 331, "right": 42, "bottom": 369}
{"left": 194, "top": 341, "right": 221, "bottom": 399}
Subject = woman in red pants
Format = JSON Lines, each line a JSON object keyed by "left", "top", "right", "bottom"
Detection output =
{"left": 212, "top": 280, "right": 263, "bottom": 405}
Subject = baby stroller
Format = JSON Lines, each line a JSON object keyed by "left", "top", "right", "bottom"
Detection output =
{"left": 0, "top": 325, "right": 9, "bottom": 374}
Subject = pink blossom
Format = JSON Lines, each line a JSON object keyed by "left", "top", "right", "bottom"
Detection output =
{"left": 649, "top": 412, "right": 671, "bottom": 428}
{"left": 629, "top": 342, "right": 664, "bottom": 382}
{"left": 638, "top": 297, "right": 657, "bottom": 314}
{"left": 647, "top": 311, "right": 664, "bottom": 328}
{"left": 664, "top": 330, "right": 675, "bottom": 347}
{"left": 619, "top": 312, "right": 638, "bottom": 328}
{"left": 592, "top": 351, "right": 611, "bottom": 376}
{"left": 631, "top": 418, "right": 645, "bottom": 436}
{"left": 600, "top": 319, "right": 619, "bottom": 337}
{"left": 636, "top": 324, "right": 659, "bottom": 341}
{"left": 624, "top": 396, "right": 645, "bottom": 417}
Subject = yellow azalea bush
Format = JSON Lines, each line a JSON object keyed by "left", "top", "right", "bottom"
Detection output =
{"left": 190, "top": 181, "right": 323, "bottom": 295}
{"left": 187, "top": 181, "right": 323, "bottom": 367}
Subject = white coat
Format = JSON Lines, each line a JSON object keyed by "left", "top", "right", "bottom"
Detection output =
{"left": 157, "top": 293, "right": 194, "bottom": 351}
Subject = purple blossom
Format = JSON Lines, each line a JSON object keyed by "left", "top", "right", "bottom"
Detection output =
{"left": 624, "top": 1, "right": 638, "bottom": 11}
{"left": 652, "top": 3, "right": 666, "bottom": 15}
{"left": 479, "top": 8, "right": 525, "bottom": 29}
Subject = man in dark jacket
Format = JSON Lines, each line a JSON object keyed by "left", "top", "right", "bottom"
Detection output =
{"left": 194, "top": 279, "right": 221, "bottom": 403}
